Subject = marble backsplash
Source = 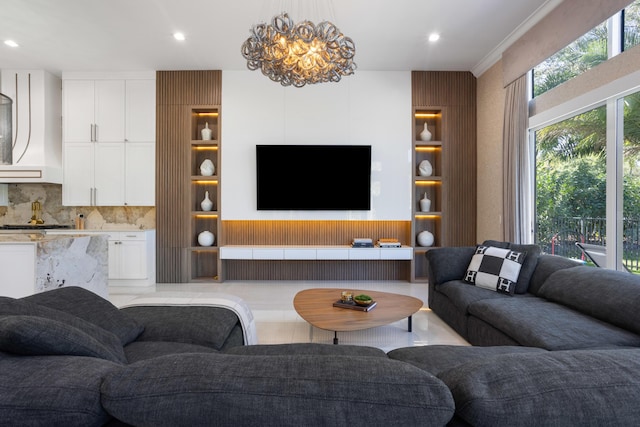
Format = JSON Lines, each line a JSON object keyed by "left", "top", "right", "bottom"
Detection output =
{"left": 0, "top": 184, "right": 155, "bottom": 230}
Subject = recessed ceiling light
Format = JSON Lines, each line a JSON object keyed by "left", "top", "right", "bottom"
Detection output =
{"left": 428, "top": 33, "right": 440, "bottom": 42}
{"left": 173, "top": 32, "right": 186, "bottom": 41}
{"left": 4, "top": 40, "right": 19, "bottom": 47}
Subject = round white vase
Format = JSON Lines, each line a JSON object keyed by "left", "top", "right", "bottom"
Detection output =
{"left": 419, "top": 193, "right": 431, "bottom": 212}
{"left": 419, "top": 123, "right": 432, "bottom": 141}
{"left": 200, "top": 159, "right": 215, "bottom": 176}
{"left": 417, "top": 230, "right": 434, "bottom": 247}
{"left": 418, "top": 160, "right": 433, "bottom": 177}
{"left": 198, "top": 230, "right": 215, "bottom": 246}
{"left": 201, "top": 190, "right": 213, "bottom": 211}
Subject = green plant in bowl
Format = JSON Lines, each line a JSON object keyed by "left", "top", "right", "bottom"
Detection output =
{"left": 353, "top": 294, "right": 373, "bottom": 306}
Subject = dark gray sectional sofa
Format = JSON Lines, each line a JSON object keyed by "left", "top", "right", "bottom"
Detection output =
{"left": 2, "top": 247, "right": 640, "bottom": 427}
{"left": 0, "top": 286, "right": 454, "bottom": 426}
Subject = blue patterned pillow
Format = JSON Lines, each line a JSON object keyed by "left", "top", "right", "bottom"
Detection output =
{"left": 464, "top": 245, "right": 526, "bottom": 295}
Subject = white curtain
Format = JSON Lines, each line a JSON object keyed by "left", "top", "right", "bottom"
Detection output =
{"left": 502, "top": 75, "right": 530, "bottom": 243}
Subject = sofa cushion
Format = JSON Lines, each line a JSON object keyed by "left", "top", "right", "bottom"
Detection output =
{"left": 527, "top": 254, "right": 581, "bottom": 295}
{"left": 124, "top": 341, "right": 219, "bottom": 363}
{"left": 435, "top": 280, "right": 515, "bottom": 314}
{"left": 468, "top": 297, "right": 640, "bottom": 350}
{"left": 482, "top": 240, "right": 541, "bottom": 294}
{"left": 538, "top": 265, "right": 640, "bottom": 335}
{"left": 0, "top": 297, "right": 126, "bottom": 363}
{"left": 387, "top": 345, "right": 546, "bottom": 376}
{"left": 437, "top": 349, "right": 640, "bottom": 427}
{"left": 25, "top": 286, "right": 144, "bottom": 345}
{"left": 121, "top": 305, "right": 239, "bottom": 351}
{"left": 426, "top": 246, "right": 476, "bottom": 285}
{"left": 0, "top": 352, "right": 118, "bottom": 427}
{"left": 0, "top": 316, "right": 126, "bottom": 363}
{"left": 101, "top": 353, "right": 455, "bottom": 427}
{"left": 464, "top": 245, "right": 525, "bottom": 295}
{"left": 224, "top": 342, "right": 388, "bottom": 357}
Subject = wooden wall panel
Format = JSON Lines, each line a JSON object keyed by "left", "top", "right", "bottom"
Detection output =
{"left": 224, "top": 260, "right": 409, "bottom": 281}
{"left": 156, "top": 70, "right": 221, "bottom": 282}
{"left": 222, "top": 220, "right": 411, "bottom": 245}
{"left": 412, "top": 71, "right": 477, "bottom": 247}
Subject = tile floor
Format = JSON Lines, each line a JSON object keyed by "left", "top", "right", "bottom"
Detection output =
{"left": 108, "top": 280, "right": 469, "bottom": 352}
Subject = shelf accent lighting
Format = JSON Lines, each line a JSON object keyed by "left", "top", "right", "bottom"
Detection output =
{"left": 416, "top": 214, "right": 441, "bottom": 219}
{"left": 415, "top": 113, "right": 440, "bottom": 119}
{"left": 241, "top": 12, "right": 356, "bottom": 87}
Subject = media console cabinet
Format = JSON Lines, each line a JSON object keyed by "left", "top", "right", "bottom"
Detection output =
{"left": 220, "top": 245, "right": 413, "bottom": 261}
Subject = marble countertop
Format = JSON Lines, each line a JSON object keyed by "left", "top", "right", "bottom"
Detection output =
{"left": 0, "top": 233, "right": 91, "bottom": 243}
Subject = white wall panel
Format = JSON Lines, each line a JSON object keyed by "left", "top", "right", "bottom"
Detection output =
{"left": 221, "top": 70, "right": 411, "bottom": 220}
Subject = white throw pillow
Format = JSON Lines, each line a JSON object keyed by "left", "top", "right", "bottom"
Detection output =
{"left": 464, "top": 245, "right": 525, "bottom": 295}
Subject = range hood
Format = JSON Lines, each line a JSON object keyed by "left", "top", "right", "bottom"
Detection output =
{"left": 0, "top": 70, "right": 62, "bottom": 184}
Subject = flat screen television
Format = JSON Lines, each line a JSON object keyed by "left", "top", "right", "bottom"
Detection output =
{"left": 256, "top": 145, "right": 371, "bottom": 210}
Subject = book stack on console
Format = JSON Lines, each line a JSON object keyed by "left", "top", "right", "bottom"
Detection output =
{"left": 377, "top": 238, "right": 401, "bottom": 248}
{"left": 351, "top": 238, "right": 374, "bottom": 248}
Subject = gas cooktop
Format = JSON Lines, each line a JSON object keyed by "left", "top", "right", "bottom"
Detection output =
{"left": 0, "top": 224, "right": 73, "bottom": 230}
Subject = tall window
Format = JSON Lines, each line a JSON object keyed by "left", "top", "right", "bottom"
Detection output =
{"left": 624, "top": 0, "right": 640, "bottom": 51}
{"left": 535, "top": 107, "right": 607, "bottom": 261}
{"left": 532, "top": 23, "right": 608, "bottom": 98}
{"left": 533, "top": 91, "right": 640, "bottom": 274}
{"left": 530, "top": 0, "right": 640, "bottom": 98}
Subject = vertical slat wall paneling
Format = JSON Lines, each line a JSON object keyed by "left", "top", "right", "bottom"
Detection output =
{"left": 410, "top": 71, "right": 477, "bottom": 282}
{"left": 222, "top": 220, "right": 411, "bottom": 280}
{"left": 156, "top": 70, "right": 222, "bottom": 283}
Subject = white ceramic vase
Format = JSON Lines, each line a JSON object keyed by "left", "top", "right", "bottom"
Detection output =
{"left": 419, "top": 123, "right": 432, "bottom": 141}
{"left": 201, "top": 122, "right": 212, "bottom": 140}
{"left": 417, "top": 230, "right": 434, "bottom": 247}
{"left": 419, "top": 193, "right": 431, "bottom": 212}
{"left": 198, "top": 230, "right": 215, "bottom": 246}
{"left": 201, "top": 190, "right": 213, "bottom": 211}
{"left": 418, "top": 160, "right": 433, "bottom": 177}
{"left": 200, "top": 159, "right": 215, "bottom": 176}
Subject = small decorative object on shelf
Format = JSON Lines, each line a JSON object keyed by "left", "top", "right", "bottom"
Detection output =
{"left": 419, "top": 193, "right": 431, "bottom": 212}
{"left": 418, "top": 160, "right": 433, "bottom": 176}
{"left": 201, "top": 191, "right": 213, "bottom": 211}
{"left": 197, "top": 230, "right": 215, "bottom": 246}
{"left": 417, "top": 230, "right": 435, "bottom": 247}
{"left": 420, "top": 123, "right": 432, "bottom": 141}
{"left": 201, "top": 122, "right": 212, "bottom": 140}
{"left": 340, "top": 291, "right": 353, "bottom": 302}
{"left": 200, "top": 159, "right": 215, "bottom": 176}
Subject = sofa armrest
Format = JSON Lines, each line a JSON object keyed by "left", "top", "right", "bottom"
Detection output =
{"left": 119, "top": 294, "right": 257, "bottom": 346}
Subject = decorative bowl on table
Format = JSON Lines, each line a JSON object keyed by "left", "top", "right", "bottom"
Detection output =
{"left": 353, "top": 294, "right": 374, "bottom": 306}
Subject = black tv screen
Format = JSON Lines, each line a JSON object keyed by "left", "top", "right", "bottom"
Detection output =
{"left": 256, "top": 145, "right": 371, "bottom": 210}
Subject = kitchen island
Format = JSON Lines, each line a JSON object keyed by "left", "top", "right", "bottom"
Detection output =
{"left": 0, "top": 233, "right": 108, "bottom": 299}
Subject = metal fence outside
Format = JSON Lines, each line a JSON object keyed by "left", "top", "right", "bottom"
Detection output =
{"left": 536, "top": 216, "right": 640, "bottom": 271}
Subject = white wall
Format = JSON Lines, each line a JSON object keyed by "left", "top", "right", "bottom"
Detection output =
{"left": 221, "top": 70, "right": 412, "bottom": 220}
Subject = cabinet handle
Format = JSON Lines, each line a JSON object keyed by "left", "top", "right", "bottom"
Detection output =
{"left": 95, "top": 124, "right": 98, "bottom": 142}
{"left": 90, "top": 124, "right": 94, "bottom": 142}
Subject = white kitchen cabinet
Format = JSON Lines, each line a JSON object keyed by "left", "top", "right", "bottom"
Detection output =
{"left": 125, "top": 79, "right": 156, "bottom": 142}
{"left": 124, "top": 142, "right": 155, "bottom": 205}
{"left": 0, "top": 244, "right": 35, "bottom": 298}
{"left": 62, "top": 74, "right": 155, "bottom": 207}
{"left": 63, "top": 142, "right": 125, "bottom": 206}
{"left": 63, "top": 79, "right": 125, "bottom": 143}
{"left": 109, "top": 236, "right": 146, "bottom": 279}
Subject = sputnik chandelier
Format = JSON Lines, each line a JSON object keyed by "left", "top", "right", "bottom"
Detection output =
{"left": 241, "top": 12, "right": 356, "bottom": 87}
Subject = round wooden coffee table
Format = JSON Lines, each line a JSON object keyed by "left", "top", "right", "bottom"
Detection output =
{"left": 293, "top": 288, "right": 423, "bottom": 344}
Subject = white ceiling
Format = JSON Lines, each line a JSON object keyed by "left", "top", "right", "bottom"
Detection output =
{"left": 0, "top": 0, "right": 559, "bottom": 77}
